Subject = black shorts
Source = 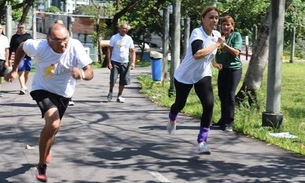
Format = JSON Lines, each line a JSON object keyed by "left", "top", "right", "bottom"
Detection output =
{"left": 0, "top": 60, "right": 6, "bottom": 77}
{"left": 30, "top": 90, "right": 70, "bottom": 119}
{"left": 109, "top": 61, "right": 130, "bottom": 85}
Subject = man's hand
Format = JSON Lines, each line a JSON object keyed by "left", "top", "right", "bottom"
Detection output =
{"left": 4, "top": 69, "right": 17, "bottom": 82}
{"left": 107, "top": 63, "right": 113, "bottom": 70}
{"left": 4, "top": 61, "right": 9, "bottom": 68}
{"left": 130, "top": 62, "right": 135, "bottom": 70}
{"left": 70, "top": 67, "right": 82, "bottom": 80}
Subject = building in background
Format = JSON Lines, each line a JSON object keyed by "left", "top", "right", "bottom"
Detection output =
{"left": 36, "top": 0, "right": 112, "bottom": 14}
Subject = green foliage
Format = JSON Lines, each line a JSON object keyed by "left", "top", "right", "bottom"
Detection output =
{"left": 137, "top": 62, "right": 305, "bottom": 155}
{"left": 113, "top": 0, "right": 271, "bottom": 45}
{"left": 11, "top": 8, "right": 22, "bottom": 22}
{"left": 285, "top": 0, "right": 305, "bottom": 41}
{"left": 219, "top": 0, "right": 269, "bottom": 38}
{"left": 118, "top": 0, "right": 172, "bottom": 41}
{"left": 294, "top": 39, "right": 305, "bottom": 59}
{"left": 89, "top": 22, "right": 108, "bottom": 47}
{"left": 91, "top": 61, "right": 102, "bottom": 68}
{"left": 9, "top": 0, "right": 22, "bottom": 22}
{"left": 136, "top": 61, "right": 151, "bottom": 67}
{"left": 45, "top": 6, "right": 61, "bottom": 13}
{"left": 73, "top": 5, "right": 97, "bottom": 15}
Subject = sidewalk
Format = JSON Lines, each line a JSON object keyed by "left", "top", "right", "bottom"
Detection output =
{"left": 0, "top": 67, "right": 304, "bottom": 183}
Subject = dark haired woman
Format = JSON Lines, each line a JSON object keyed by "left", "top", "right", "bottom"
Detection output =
{"left": 213, "top": 16, "right": 243, "bottom": 132}
{"left": 167, "top": 6, "right": 225, "bottom": 154}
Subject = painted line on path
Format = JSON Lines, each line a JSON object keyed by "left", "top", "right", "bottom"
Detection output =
{"left": 149, "top": 171, "right": 171, "bottom": 183}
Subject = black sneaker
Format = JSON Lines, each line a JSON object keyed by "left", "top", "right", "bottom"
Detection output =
{"left": 36, "top": 164, "right": 47, "bottom": 182}
{"left": 19, "top": 89, "right": 26, "bottom": 95}
{"left": 211, "top": 122, "right": 225, "bottom": 129}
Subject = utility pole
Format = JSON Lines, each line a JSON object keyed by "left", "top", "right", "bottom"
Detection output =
{"left": 182, "top": 17, "right": 190, "bottom": 59}
{"left": 32, "top": 7, "right": 37, "bottom": 40}
{"left": 289, "top": 27, "right": 296, "bottom": 63}
{"left": 5, "top": 2, "right": 12, "bottom": 42}
{"left": 262, "top": 0, "right": 285, "bottom": 128}
{"left": 162, "top": 6, "right": 170, "bottom": 83}
{"left": 168, "top": 0, "right": 181, "bottom": 97}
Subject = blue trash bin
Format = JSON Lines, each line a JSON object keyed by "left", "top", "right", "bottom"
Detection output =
{"left": 150, "top": 51, "right": 163, "bottom": 81}
{"left": 151, "top": 58, "right": 162, "bottom": 81}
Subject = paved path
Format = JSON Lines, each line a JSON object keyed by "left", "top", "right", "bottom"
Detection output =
{"left": 0, "top": 67, "right": 304, "bottom": 183}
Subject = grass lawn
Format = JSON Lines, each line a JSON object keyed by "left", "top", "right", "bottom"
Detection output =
{"left": 137, "top": 61, "right": 305, "bottom": 156}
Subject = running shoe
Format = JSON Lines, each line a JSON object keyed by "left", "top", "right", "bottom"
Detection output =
{"left": 36, "top": 164, "right": 47, "bottom": 182}
{"left": 24, "top": 87, "right": 29, "bottom": 93}
{"left": 194, "top": 142, "right": 211, "bottom": 155}
{"left": 116, "top": 96, "right": 125, "bottom": 103}
{"left": 224, "top": 126, "right": 233, "bottom": 132}
{"left": 167, "top": 120, "right": 177, "bottom": 134}
{"left": 19, "top": 89, "right": 26, "bottom": 95}
{"left": 68, "top": 100, "right": 75, "bottom": 106}
{"left": 107, "top": 92, "right": 113, "bottom": 101}
{"left": 211, "top": 122, "right": 224, "bottom": 128}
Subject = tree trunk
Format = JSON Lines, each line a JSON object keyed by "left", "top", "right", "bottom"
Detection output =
{"left": 0, "top": 0, "right": 7, "bottom": 21}
{"left": 96, "top": 6, "right": 103, "bottom": 64}
{"left": 20, "top": 0, "right": 35, "bottom": 23}
{"left": 236, "top": 0, "right": 294, "bottom": 107}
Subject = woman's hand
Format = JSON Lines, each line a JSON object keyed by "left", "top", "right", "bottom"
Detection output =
{"left": 212, "top": 58, "right": 222, "bottom": 70}
{"left": 217, "top": 36, "right": 226, "bottom": 47}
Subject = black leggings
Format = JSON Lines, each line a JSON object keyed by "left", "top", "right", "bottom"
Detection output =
{"left": 170, "top": 76, "right": 214, "bottom": 128}
{"left": 217, "top": 68, "right": 242, "bottom": 126}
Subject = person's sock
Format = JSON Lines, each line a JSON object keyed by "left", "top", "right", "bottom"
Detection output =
{"left": 169, "top": 112, "right": 177, "bottom": 121}
{"left": 197, "top": 127, "right": 209, "bottom": 143}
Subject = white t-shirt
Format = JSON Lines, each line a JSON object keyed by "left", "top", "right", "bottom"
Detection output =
{"left": 109, "top": 33, "right": 134, "bottom": 63}
{"left": 23, "top": 39, "right": 92, "bottom": 97}
{"left": 0, "top": 35, "right": 9, "bottom": 60}
{"left": 174, "top": 27, "right": 221, "bottom": 84}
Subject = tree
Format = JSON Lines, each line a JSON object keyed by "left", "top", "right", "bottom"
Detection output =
{"left": 19, "top": 0, "right": 35, "bottom": 23}
{"left": 0, "top": 0, "right": 35, "bottom": 23}
{"left": 235, "top": 0, "right": 294, "bottom": 106}
{"left": 284, "top": 0, "right": 305, "bottom": 41}
{"left": 89, "top": 0, "right": 108, "bottom": 64}
{"left": 110, "top": 0, "right": 171, "bottom": 34}
{"left": 45, "top": 6, "right": 61, "bottom": 13}
{"left": 219, "top": 0, "right": 269, "bottom": 41}
{"left": 73, "top": 4, "right": 95, "bottom": 15}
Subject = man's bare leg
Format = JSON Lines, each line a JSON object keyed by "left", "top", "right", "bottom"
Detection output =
{"left": 39, "top": 108, "right": 61, "bottom": 164}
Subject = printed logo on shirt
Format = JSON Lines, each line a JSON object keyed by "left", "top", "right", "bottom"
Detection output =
{"left": 44, "top": 64, "right": 55, "bottom": 77}
{"left": 117, "top": 40, "right": 122, "bottom": 47}
{"left": 44, "top": 62, "right": 70, "bottom": 77}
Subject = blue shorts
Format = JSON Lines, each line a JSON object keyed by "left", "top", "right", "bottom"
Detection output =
{"left": 18, "top": 57, "right": 32, "bottom": 72}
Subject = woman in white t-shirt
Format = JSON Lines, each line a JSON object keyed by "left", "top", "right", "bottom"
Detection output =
{"left": 167, "top": 6, "right": 225, "bottom": 154}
